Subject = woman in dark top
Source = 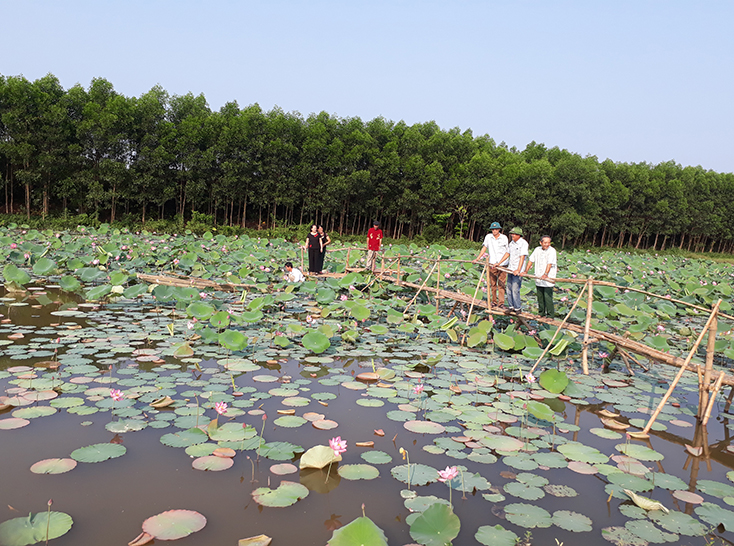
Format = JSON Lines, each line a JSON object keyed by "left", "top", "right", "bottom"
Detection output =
{"left": 317, "top": 225, "right": 331, "bottom": 273}
{"left": 305, "top": 224, "right": 322, "bottom": 274}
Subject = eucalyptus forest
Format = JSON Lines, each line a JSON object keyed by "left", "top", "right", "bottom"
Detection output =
{"left": 1, "top": 73, "right": 733, "bottom": 252}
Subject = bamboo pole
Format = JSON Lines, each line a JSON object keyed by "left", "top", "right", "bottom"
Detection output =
{"left": 529, "top": 281, "right": 588, "bottom": 374}
{"left": 396, "top": 257, "right": 401, "bottom": 286}
{"left": 403, "top": 261, "right": 439, "bottom": 314}
{"left": 702, "top": 372, "right": 725, "bottom": 426}
{"left": 485, "top": 258, "right": 492, "bottom": 310}
{"left": 436, "top": 261, "right": 441, "bottom": 314}
{"left": 581, "top": 278, "right": 593, "bottom": 375}
{"left": 699, "top": 311, "right": 718, "bottom": 419}
{"left": 345, "top": 249, "right": 351, "bottom": 271}
{"left": 300, "top": 246, "right": 305, "bottom": 273}
{"left": 642, "top": 300, "right": 721, "bottom": 435}
{"left": 465, "top": 264, "right": 487, "bottom": 326}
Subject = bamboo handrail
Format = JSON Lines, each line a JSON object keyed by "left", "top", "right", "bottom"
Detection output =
{"left": 403, "top": 261, "right": 439, "bottom": 314}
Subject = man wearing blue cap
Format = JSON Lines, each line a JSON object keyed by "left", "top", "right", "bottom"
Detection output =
{"left": 473, "top": 221, "right": 509, "bottom": 308}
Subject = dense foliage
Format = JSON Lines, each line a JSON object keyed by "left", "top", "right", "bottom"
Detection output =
{"left": 2, "top": 73, "right": 733, "bottom": 252}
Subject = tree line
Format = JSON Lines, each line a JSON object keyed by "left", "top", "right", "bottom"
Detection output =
{"left": 1, "top": 73, "right": 733, "bottom": 252}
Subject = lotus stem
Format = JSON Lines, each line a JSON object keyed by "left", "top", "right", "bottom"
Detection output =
{"left": 45, "top": 499, "right": 52, "bottom": 546}
{"left": 325, "top": 460, "right": 333, "bottom": 484}
{"left": 460, "top": 469, "right": 467, "bottom": 500}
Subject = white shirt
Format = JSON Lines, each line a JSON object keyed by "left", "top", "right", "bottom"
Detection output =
{"left": 507, "top": 237, "right": 529, "bottom": 272}
{"left": 285, "top": 268, "right": 305, "bottom": 282}
{"left": 482, "top": 233, "right": 509, "bottom": 266}
{"left": 528, "top": 246, "right": 557, "bottom": 287}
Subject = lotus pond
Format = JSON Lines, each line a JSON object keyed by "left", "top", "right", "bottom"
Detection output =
{"left": 2, "top": 226, "right": 734, "bottom": 546}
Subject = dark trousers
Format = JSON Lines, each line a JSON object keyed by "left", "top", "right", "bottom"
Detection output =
{"left": 536, "top": 286, "right": 554, "bottom": 317}
{"left": 489, "top": 269, "right": 506, "bottom": 306}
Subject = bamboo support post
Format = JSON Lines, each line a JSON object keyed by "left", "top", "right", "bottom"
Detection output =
{"left": 725, "top": 386, "right": 734, "bottom": 414}
{"left": 699, "top": 311, "right": 718, "bottom": 419}
{"left": 404, "top": 261, "right": 439, "bottom": 314}
{"left": 345, "top": 249, "right": 351, "bottom": 271}
{"left": 300, "top": 246, "right": 305, "bottom": 273}
{"left": 381, "top": 254, "right": 385, "bottom": 275}
{"left": 618, "top": 346, "right": 649, "bottom": 372}
{"left": 485, "top": 258, "right": 492, "bottom": 310}
{"left": 702, "top": 372, "right": 725, "bottom": 426}
{"left": 529, "top": 281, "right": 588, "bottom": 374}
{"left": 435, "top": 262, "right": 441, "bottom": 313}
{"left": 642, "top": 300, "right": 721, "bottom": 435}
{"left": 581, "top": 278, "right": 593, "bottom": 375}
{"left": 396, "top": 257, "right": 401, "bottom": 286}
{"left": 466, "top": 264, "right": 487, "bottom": 326}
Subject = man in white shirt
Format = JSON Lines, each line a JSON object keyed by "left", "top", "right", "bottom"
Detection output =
{"left": 473, "top": 221, "right": 509, "bottom": 308}
{"left": 496, "top": 227, "right": 528, "bottom": 313}
{"left": 522, "top": 235, "right": 557, "bottom": 317}
{"left": 284, "top": 262, "right": 305, "bottom": 282}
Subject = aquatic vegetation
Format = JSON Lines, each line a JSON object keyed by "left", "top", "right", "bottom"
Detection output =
{"left": 0, "top": 226, "right": 734, "bottom": 544}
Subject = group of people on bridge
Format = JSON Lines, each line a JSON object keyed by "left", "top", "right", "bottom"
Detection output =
{"left": 474, "top": 222, "right": 558, "bottom": 318}
{"left": 286, "top": 219, "right": 557, "bottom": 319}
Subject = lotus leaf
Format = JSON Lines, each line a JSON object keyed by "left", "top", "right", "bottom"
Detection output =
{"left": 625, "top": 519, "right": 677, "bottom": 543}
{"left": 696, "top": 502, "right": 734, "bottom": 531}
{"left": 29, "top": 458, "right": 77, "bottom": 474}
{"left": 409, "top": 503, "right": 460, "bottom": 546}
{"left": 70, "top": 443, "right": 126, "bottom": 463}
{"left": 142, "top": 509, "right": 206, "bottom": 540}
{"left": 337, "top": 464, "right": 379, "bottom": 480}
{"left": 299, "top": 445, "right": 341, "bottom": 469}
{"left": 552, "top": 510, "right": 593, "bottom": 532}
{"left": 302, "top": 331, "right": 330, "bottom": 354}
{"left": 3, "top": 263, "right": 31, "bottom": 285}
{"left": 615, "top": 443, "right": 664, "bottom": 461}
{"left": 475, "top": 524, "right": 518, "bottom": 546}
{"left": 192, "top": 455, "right": 234, "bottom": 471}
{"left": 0, "top": 511, "right": 73, "bottom": 546}
{"left": 390, "top": 463, "right": 439, "bottom": 486}
{"left": 538, "top": 369, "right": 569, "bottom": 393}
{"left": 648, "top": 510, "right": 707, "bottom": 536}
{"left": 251, "top": 481, "right": 309, "bottom": 507}
{"left": 327, "top": 516, "right": 387, "bottom": 546}
{"left": 504, "top": 503, "right": 552, "bottom": 529}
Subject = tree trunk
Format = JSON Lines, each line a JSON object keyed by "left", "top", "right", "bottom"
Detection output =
{"left": 241, "top": 196, "right": 248, "bottom": 228}
{"left": 661, "top": 234, "right": 668, "bottom": 251}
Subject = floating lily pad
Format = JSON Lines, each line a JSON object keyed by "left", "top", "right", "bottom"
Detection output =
{"left": 70, "top": 443, "right": 126, "bottom": 463}
{"left": 601, "top": 526, "right": 648, "bottom": 546}
{"left": 251, "top": 481, "right": 309, "bottom": 507}
{"left": 615, "top": 443, "right": 664, "bottom": 461}
{"left": 0, "top": 511, "right": 73, "bottom": 546}
{"left": 390, "top": 463, "right": 439, "bottom": 486}
{"left": 30, "top": 458, "right": 77, "bottom": 475}
{"left": 504, "top": 503, "right": 552, "bottom": 529}
{"left": 404, "top": 420, "right": 445, "bottom": 434}
{"left": 192, "top": 455, "right": 234, "bottom": 471}
{"left": 361, "top": 451, "right": 392, "bottom": 464}
{"left": 552, "top": 510, "right": 592, "bottom": 532}
{"left": 327, "top": 516, "right": 387, "bottom": 546}
{"left": 0, "top": 418, "right": 30, "bottom": 430}
{"left": 338, "top": 464, "right": 379, "bottom": 480}
{"left": 142, "top": 509, "right": 206, "bottom": 540}
{"left": 409, "top": 503, "right": 460, "bottom": 546}
{"left": 475, "top": 524, "right": 518, "bottom": 546}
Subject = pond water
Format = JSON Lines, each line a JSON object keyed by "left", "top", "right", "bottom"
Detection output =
{"left": 1, "top": 289, "right": 734, "bottom": 546}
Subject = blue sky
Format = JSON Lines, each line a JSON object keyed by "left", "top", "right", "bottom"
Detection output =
{"left": 2, "top": 1, "right": 733, "bottom": 173}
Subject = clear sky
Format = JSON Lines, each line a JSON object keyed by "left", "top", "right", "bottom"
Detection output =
{"left": 2, "top": 0, "right": 732, "bottom": 173}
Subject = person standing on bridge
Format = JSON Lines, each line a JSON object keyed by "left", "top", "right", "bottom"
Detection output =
{"left": 473, "top": 221, "right": 509, "bottom": 308}
{"left": 496, "top": 227, "right": 528, "bottom": 313}
{"left": 522, "top": 235, "right": 557, "bottom": 317}
{"left": 365, "top": 220, "right": 383, "bottom": 272}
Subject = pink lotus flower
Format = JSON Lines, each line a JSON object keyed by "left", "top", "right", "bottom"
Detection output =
{"left": 413, "top": 383, "right": 424, "bottom": 395}
{"left": 214, "top": 402, "right": 228, "bottom": 415}
{"left": 525, "top": 373, "right": 536, "bottom": 384}
{"left": 110, "top": 389, "right": 124, "bottom": 402}
{"left": 329, "top": 436, "right": 347, "bottom": 457}
{"left": 10, "top": 243, "right": 17, "bottom": 249}
{"left": 657, "top": 325, "right": 665, "bottom": 332}
{"left": 437, "top": 466, "right": 459, "bottom": 483}
{"left": 340, "top": 294, "right": 348, "bottom": 301}
{"left": 306, "top": 315, "right": 313, "bottom": 323}
{"left": 599, "top": 351, "right": 609, "bottom": 359}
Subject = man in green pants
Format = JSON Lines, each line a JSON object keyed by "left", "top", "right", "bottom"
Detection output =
{"left": 522, "top": 235, "right": 557, "bottom": 317}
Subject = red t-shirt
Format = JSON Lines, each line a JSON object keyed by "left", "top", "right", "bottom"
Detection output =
{"left": 367, "top": 227, "right": 383, "bottom": 251}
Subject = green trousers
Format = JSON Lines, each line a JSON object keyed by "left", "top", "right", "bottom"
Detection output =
{"left": 536, "top": 286, "right": 554, "bottom": 317}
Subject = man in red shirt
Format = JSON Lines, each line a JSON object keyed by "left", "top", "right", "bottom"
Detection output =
{"left": 366, "top": 220, "right": 383, "bottom": 272}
